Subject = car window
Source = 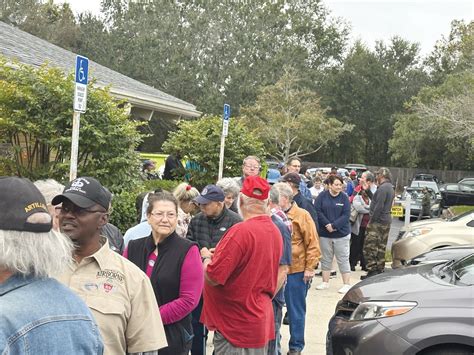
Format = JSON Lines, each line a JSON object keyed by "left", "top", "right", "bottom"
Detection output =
{"left": 446, "top": 184, "right": 459, "bottom": 191}
{"left": 452, "top": 254, "right": 474, "bottom": 286}
{"left": 460, "top": 184, "right": 474, "bottom": 192}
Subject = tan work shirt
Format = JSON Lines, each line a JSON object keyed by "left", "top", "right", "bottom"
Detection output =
{"left": 57, "top": 238, "right": 167, "bottom": 355}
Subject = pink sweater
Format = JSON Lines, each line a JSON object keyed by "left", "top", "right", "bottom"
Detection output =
{"left": 123, "top": 245, "right": 203, "bottom": 324}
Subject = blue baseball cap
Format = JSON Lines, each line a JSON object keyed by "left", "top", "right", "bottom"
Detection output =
{"left": 193, "top": 184, "right": 225, "bottom": 204}
{"left": 266, "top": 168, "right": 281, "bottom": 184}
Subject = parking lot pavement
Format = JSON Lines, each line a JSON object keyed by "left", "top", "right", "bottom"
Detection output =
{"left": 279, "top": 269, "right": 365, "bottom": 355}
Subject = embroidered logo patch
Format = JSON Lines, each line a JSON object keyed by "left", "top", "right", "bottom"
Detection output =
{"left": 96, "top": 269, "right": 124, "bottom": 283}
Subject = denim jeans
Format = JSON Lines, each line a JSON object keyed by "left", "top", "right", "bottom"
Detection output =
{"left": 267, "top": 299, "right": 283, "bottom": 355}
{"left": 191, "top": 297, "right": 208, "bottom": 355}
{"left": 284, "top": 272, "right": 309, "bottom": 352}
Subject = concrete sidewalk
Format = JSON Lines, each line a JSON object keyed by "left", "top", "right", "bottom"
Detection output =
{"left": 205, "top": 267, "right": 366, "bottom": 355}
{"left": 279, "top": 269, "right": 365, "bottom": 355}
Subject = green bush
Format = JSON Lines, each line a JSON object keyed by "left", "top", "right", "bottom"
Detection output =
{"left": 109, "top": 179, "right": 181, "bottom": 233}
{"left": 162, "top": 115, "right": 265, "bottom": 189}
{"left": 0, "top": 56, "right": 144, "bottom": 192}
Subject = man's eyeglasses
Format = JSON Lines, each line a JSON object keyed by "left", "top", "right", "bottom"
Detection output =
{"left": 150, "top": 211, "right": 177, "bottom": 220}
{"left": 244, "top": 164, "right": 260, "bottom": 170}
{"left": 55, "top": 205, "right": 107, "bottom": 216}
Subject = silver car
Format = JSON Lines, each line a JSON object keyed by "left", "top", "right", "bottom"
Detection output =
{"left": 327, "top": 254, "right": 474, "bottom": 355}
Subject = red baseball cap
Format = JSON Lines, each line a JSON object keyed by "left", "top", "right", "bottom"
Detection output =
{"left": 241, "top": 176, "right": 270, "bottom": 200}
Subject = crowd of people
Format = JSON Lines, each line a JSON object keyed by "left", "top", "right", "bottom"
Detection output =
{"left": 1, "top": 155, "right": 395, "bottom": 355}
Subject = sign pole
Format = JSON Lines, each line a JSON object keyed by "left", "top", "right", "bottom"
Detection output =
{"left": 218, "top": 134, "right": 226, "bottom": 181}
{"left": 218, "top": 104, "right": 231, "bottom": 180}
{"left": 70, "top": 55, "right": 89, "bottom": 181}
{"left": 69, "top": 111, "right": 81, "bottom": 181}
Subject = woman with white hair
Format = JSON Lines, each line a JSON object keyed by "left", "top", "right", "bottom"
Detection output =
{"left": 216, "top": 177, "right": 240, "bottom": 213}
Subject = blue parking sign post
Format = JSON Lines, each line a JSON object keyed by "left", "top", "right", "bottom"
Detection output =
{"left": 70, "top": 55, "right": 89, "bottom": 181}
{"left": 218, "top": 104, "right": 231, "bottom": 180}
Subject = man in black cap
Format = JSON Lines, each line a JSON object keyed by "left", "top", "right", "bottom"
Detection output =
{"left": 0, "top": 177, "right": 103, "bottom": 354}
{"left": 186, "top": 184, "right": 242, "bottom": 355}
{"left": 53, "top": 176, "right": 167, "bottom": 355}
{"left": 281, "top": 172, "right": 318, "bottom": 225}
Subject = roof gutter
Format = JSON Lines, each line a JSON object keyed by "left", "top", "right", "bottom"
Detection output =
{"left": 109, "top": 88, "right": 202, "bottom": 118}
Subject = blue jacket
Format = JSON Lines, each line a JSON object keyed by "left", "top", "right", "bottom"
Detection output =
{"left": 294, "top": 192, "right": 318, "bottom": 228}
{"left": 271, "top": 214, "right": 292, "bottom": 307}
{"left": 0, "top": 275, "right": 103, "bottom": 354}
{"left": 313, "top": 190, "right": 351, "bottom": 238}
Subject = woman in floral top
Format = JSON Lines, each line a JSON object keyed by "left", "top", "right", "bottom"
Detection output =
{"left": 173, "top": 183, "right": 199, "bottom": 238}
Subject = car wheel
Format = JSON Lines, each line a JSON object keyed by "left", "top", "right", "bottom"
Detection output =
{"left": 418, "top": 344, "right": 474, "bottom": 355}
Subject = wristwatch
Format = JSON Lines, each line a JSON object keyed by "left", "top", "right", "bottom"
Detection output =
{"left": 201, "top": 256, "right": 211, "bottom": 263}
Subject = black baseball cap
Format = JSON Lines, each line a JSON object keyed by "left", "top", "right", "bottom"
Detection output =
{"left": 0, "top": 177, "right": 52, "bottom": 233}
{"left": 193, "top": 184, "right": 225, "bottom": 204}
{"left": 52, "top": 176, "right": 111, "bottom": 210}
{"left": 281, "top": 172, "right": 302, "bottom": 186}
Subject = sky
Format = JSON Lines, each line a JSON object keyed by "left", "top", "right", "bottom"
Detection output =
{"left": 57, "top": 0, "right": 473, "bottom": 57}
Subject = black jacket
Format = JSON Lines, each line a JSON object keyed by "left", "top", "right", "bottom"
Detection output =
{"left": 127, "top": 233, "right": 195, "bottom": 354}
{"left": 186, "top": 207, "right": 242, "bottom": 249}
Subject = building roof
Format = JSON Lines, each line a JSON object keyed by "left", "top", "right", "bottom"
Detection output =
{"left": 0, "top": 21, "right": 201, "bottom": 118}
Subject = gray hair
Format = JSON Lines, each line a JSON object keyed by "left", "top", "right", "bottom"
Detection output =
{"left": 273, "top": 182, "right": 294, "bottom": 203}
{"left": 362, "top": 171, "right": 375, "bottom": 183}
{"left": 216, "top": 178, "right": 241, "bottom": 198}
{"left": 243, "top": 155, "right": 260, "bottom": 165}
{"left": 238, "top": 193, "right": 269, "bottom": 216}
{"left": 34, "top": 179, "right": 65, "bottom": 205}
{"left": 376, "top": 167, "right": 392, "bottom": 181}
{"left": 269, "top": 186, "right": 280, "bottom": 205}
{"left": 0, "top": 227, "right": 73, "bottom": 278}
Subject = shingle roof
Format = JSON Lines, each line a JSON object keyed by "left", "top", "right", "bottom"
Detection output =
{"left": 0, "top": 21, "right": 201, "bottom": 117}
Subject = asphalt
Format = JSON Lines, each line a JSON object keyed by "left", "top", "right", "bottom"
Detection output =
{"left": 205, "top": 219, "right": 405, "bottom": 354}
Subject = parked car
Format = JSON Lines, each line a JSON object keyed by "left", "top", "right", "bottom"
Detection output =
{"left": 411, "top": 173, "right": 442, "bottom": 185}
{"left": 439, "top": 183, "right": 474, "bottom": 208}
{"left": 327, "top": 254, "right": 474, "bottom": 355}
{"left": 307, "top": 167, "right": 332, "bottom": 178}
{"left": 459, "top": 177, "right": 474, "bottom": 187}
{"left": 407, "top": 245, "right": 474, "bottom": 267}
{"left": 393, "top": 186, "right": 441, "bottom": 219}
{"left": 344, "top": 164, "right": 368, "bottom": 177}
{"left": 391, "top": 210, "right": 474, "bottom": 268}
{"left": 410, "top": 180, "right": 440, "bottom": 195}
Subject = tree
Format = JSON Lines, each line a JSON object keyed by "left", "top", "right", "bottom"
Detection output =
{"left": 81, "top": 0, "right": 348, "bottom": 115}
{"left": 425, "top": 20, "right": 474, "bottom": 85}
{"left": 1, "top": 0, "right": 80, "bottom": 51}
{"left": 161, "top": 116, "right": 265, "bottom": 188}
{"left": 389, "top": 70, "right": 474, "bottom": 170}
{"left": 0, "top": 56, "right": 144, "bottom": 192}
{"left": 320, "top": 39, "right": 428, "bottom": 165}
{"left": 240, "top": 67, "right": 352, "bottom": 162}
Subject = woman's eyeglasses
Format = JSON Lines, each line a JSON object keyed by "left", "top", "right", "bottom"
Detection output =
{"left": 149, "top": 211, "right": 177, "bottom": 220}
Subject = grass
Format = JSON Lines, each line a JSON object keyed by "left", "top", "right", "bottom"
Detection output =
{"left": 450, "top": 205, "right": 474, "bottom": 216}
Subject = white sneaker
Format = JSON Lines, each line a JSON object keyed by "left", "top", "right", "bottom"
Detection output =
{"left": 315, "top": 282, "right": 329, "bottom": 290}
{"left": 338, "top": 284, "right": 351, "bottom": 294}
